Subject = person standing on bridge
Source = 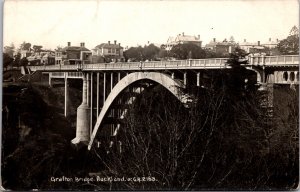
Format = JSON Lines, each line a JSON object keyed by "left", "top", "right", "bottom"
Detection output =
{"left": 139, "top": 61, "right": 143, "bottom": 70}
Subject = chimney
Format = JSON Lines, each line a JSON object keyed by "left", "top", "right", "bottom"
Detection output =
{"left": 114, "top": 40, "right": 117, "bottom": 45}
{"left": 118, "top": 43, "right": 121, "bottom": 47}
{"left": 276, "top": 38, "right": 279, "bottom": 42}
{"left": 108, "top": 41, "right": 110, "bottom": 45}
{"left": 80, "top": 42, "right": 85, "bottom": 47}
{"left": 244, "top": 39, "right": 246, "bottom": 42}
{"left": 182, "top": 32, "right": 184, "bottom": 36}
{"left": 213, "top": 38, "right": 216, "bottom": 42}
{"left": 198, "top": 35, "right": 200, "bottom": 40}
{"left": 269, "top": 38, "right": 271, "bottom": 42}
{"left": 67, "top": 42, "right": 71, "bottom": 46}
{"left": 257, "top": 41, "right": 260, "bottom": 46}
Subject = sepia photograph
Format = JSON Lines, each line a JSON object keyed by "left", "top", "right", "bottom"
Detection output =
{"left": 1, "top": 0, "right": 299, "bottom": 190}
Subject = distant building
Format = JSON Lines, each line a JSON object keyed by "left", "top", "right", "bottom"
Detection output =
{"left": 92, "top": 40, "right": 124, "bottom": 63}
{"left": 261, "top": 38, "right": 279, "bottom": 49}
{"left": 27, "top": 49, "right": 55, "bottom": 65}
{"left": 205, "top": 38, "right": 237, "bottom": 56}
{"left": 55, "top": 42, "right": 92, "bottom": 65}
{"left": 239, "top": 39, "right": 266, "bottom": 54}
{"left": 166, "top": 32, "right": 202, "bottom": 51}
{"left": 20, "top": 49, "right": 32, "bottom": 58}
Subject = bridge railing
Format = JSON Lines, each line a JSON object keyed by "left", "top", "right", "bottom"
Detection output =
{"left": 83, "top": 58, "right": 229, "bottom": 70}
{"left": 28, "top": 55, "right": 298, "bottom": 72}
{"left": 29, "top": 64, "right": 78, "bottom": 71}
{"left": 50, "top": 71, "right": 83, "bottom": 78}
{"left": 251, "top": 55, "right": 299, "bottom": 66}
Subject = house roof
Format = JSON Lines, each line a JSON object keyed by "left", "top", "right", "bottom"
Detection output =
{"left": 262, "top": 40, "right": 279, "bottom": 45}
{"left": 239, "top": 41, "right": 257, "bottom": 46}
{"left": 61, "top": 46, "right": 90, "bottom": 52}
{"left": 95, "top": 43, "right": 123, "bottom": 49}
{"left": 205, "top": 40, "right": 236, "bottom": 47}
{"left": 175, "top": 35, "right": 200, "bottom": 42}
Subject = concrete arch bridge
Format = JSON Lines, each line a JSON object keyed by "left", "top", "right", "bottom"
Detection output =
{"left": 27, "top": 55, "right": 299, "bottom": 150}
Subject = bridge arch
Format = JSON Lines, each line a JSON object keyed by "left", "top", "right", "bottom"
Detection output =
{"left": 88, "top": 72, "right": 188, "bottom": 150}
{"left": 245, "top": 66, "right": 262, "bottom": 83}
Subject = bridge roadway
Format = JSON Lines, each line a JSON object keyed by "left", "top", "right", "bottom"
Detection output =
{"left": 28, "top": 55, "right": 299, "bottom": 72}
{"left": 26, "top": 55, "right": 299, "bottom": 150}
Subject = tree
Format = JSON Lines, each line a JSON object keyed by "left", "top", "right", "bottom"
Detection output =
{"left": 20, "top": 42, "right": 31, "bottom": 50}
{"left": 13, "top": 53, "right": 21, "bottom": 67}
{"left": 143, "top": 44, "right": 160, "bottom": 60}
{"left": 171, "top": 43, "right": 206, "bottom": 59}
{"left": 158, "top": 49, "right": 168, "bottom": 59}
{"left": 33, "top": 45, "right": 43, "bottom": 52}
{"left": 3, "top": 53, "right": 14, "bottom": 70}
{"left": 4, "top": 43, "right": 15, "bottom": 57}
{"left": 124, "top": 46, "right": 144, "bottom": 61}
{"left": 277, "top": 26, "right": 299, "bottom": 55}
{"left": 225, "top": 47, "right": 249, "bottom": 94}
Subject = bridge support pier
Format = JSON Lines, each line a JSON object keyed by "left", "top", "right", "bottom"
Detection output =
{"left": 72, "top": 73, "right": 90, "bottom": 145}
{"left": 96, "top": 73, "right": 99, "bottom": 116}
{"left": 197, "top": 72, "right": 200, "bottom": 87}
{"left": 184, "top": 72, "right": 187, "bottom": 86}
{"left": 104, "top": 72, "right": 106, "bottom": 103}
{"left": 90, "top": 72, "right": 93, "bottom": 136}
{"left": 49, "top": 73, "right": 52, "bottom": 87}
{"left": 64, "top": 75, "right": 69, "bottom": 117}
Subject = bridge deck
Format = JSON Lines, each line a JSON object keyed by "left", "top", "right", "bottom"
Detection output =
{"left": 28, "top": 55, "right": 299, "bottom": 72}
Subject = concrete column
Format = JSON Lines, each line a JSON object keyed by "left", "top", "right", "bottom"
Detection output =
{"left": 72, "top": 73, "right": 90, "bottom": 145}
{"left": 64, "top": 74, "right": 68, "bottom": 117}
{"left": 274, "top": 71, "right": 278, "bottom": 83}
{"left": 287, "top": 71, "right": 291, "bottom": 83}
{"left": 103, "top": 73, "right": 106, "bottom": 103}
{"left": 280, "top": 71, "right": 284, "bottom": 83}
{"left": 111, "top": 73, "right": 114, "bottom": 92}
{"left": 49, "top": 73, "right": 52, "bottom": 87}
{"left": 261, "top": 55, "right": 265, "bottom": 65}
{"left": 90, "top": 72, "right": 93, "bottom": 135}
{"left": 171, "top": 72, "right": 174, "bottom": 79}
{"left": 197, "top": 72, "right": 200, "bottom": 87}
{"left": 262, "top": 66, "right": 265, "bottom": 83}
{"left": 96, "top": 72, "right": 99, "bottom": 116}
{"left": 184, "top": 72, "right": 187, "bottom": 86}
{"left": 118, "top": 72, "right": 121, "bottom": 82}
{"left": 87, "top": 73, "right": 90, "bottom": 107}
{"left": 110, "top": 73, "right": 114, "bottom": 118}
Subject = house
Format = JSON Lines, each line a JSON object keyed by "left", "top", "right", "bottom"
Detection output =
{"left": 205, "top": 38, "right": 237, "bottom": 56}
{"left": 261, "top": 38, "right": 279, "bottom": 49}
{"left": 27, "top": 49, "right": 55, "bottom": 65}
{"left": 55, "top": 42, "right": 92, "bottom": 65}
{"left": 166, "top": 32, "right": 202, "bottom": 51}
{"left": 92, "top": 40, "right": 124, "bottom": 63}
{"left": 239, "top": 40, "right": 266, "bottom": 54}
{"left": 20, "top": 49, "right": 32, "bottom": 58}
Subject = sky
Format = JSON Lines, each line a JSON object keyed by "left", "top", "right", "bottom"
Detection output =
{"left": 3, "top": 0, "right": 299, "bottom": 50}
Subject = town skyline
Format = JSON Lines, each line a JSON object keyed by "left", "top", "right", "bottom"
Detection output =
{"left": 4, "top": 0, "right": 299, "bottom": 50}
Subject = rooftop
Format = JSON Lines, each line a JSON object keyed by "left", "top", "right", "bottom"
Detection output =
{"left": 96, "top": 43, "right": 123, "bottom": 49}
{"left": 61, "top": 46, "right": 90, "bottom": 52}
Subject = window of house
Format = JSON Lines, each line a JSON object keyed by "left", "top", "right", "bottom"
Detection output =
{"left": 108, "top": 48, "right": 111, "bottom": 53}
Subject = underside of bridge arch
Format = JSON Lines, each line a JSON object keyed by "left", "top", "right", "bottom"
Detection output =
{"left": 245, "top": 67, "right": 262, "bottom": 84}
{"left": 88, "top": 72, "right": 190, "bottom": 150}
